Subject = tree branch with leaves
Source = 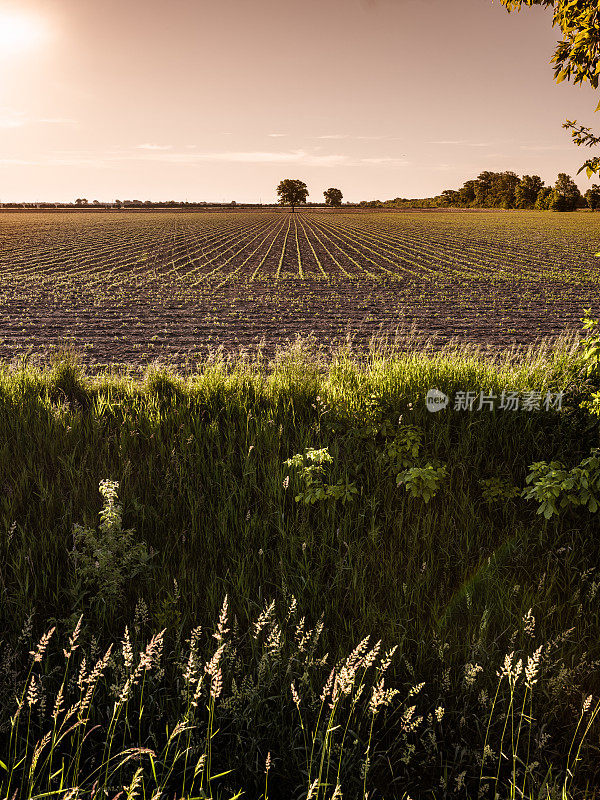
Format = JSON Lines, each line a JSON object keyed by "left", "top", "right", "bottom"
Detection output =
{"left": 499, "top": 0, "right": 600, "bottom": 174}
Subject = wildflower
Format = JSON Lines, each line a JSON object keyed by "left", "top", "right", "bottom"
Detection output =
{"left": 125, "top": 766, "right": 144, "bottom": 800}
{"left": 407, "top": 681, "right": 425, "bottom": 698}
{"left": 291, "top": 681, "right": 301, "bottom": 708}
{"left": 213, "top": 595, "right": 229, "bottom": 643}
{"left": 254, "top": 600, "right": 275, "bottom": 639}
{"left": 435, "top": 705, "right": 444, "bottom": 722}
{"left": 81, "top": 645, "right": 113, "bottom": 715}
{"left": 139, "top": 630, "right": 165, "bottom": 672}
{"left": 525, "top": 645, "right": 543, "bottom": 688}
{"left": 265, "top": 752, "right": 271, "bottom": 774}
{"left": 482, "top": 744, "right": 495, "bottom": 764}
{"left": 204, "top": 643, "right": 226, "bottom": 677}
{"left": 401, "top": 704, "right": 423, "bottom": 733}
{"left": 362, "top": 640, "right": 382, "bottom": 671}
{"left": 498, "top": 651, "right": 522, "bottom": 684}
{"left": 122, "top": 627, "right": 134, "bottom": 671}
{"left": 464, "top": 662, "right": 483, "bottom": 687}
{"left": 583, "top": 694, "right": 593, "bottom": 713}
{"left": 283, "top": 475, "right": 289, "bottom": 489}
{"left": 320, "top": 667, "right": 335, "bottom": 703}
{"left": 379, "top": 645, "right": 398, "bottom": 674}
{"left": 266, "top": 623, "right": 283, "bottom": 656}
{"left": 183, "top": 625, "right": 202, "bottom": 687}
{"left": 63, "top": 615, "right": 83, "bottom": 660}
{"left": 523, "top": 608, "right": 536, "bottom": 638}
{"left": 210, "top": 667, "right": 223, "bottom": 700}
{"left": 52, "top": 684, "right": 65, "bottom": 721}
{"left": 30, "top": 627, "right": 55, "bottom": 664}
{"left": 27, "top": 674, "right": 40, "bottom": 707}
{"left": 30, "top": 730, "right": 51, "bottom": 772}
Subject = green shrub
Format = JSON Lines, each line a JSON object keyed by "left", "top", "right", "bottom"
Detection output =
{"left": 70, "top": 480, "right": 152, "bottom": 622}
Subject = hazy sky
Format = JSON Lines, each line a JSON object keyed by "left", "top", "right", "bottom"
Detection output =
{"left": 1, "top": 0, "right": 599, "bottom": 202}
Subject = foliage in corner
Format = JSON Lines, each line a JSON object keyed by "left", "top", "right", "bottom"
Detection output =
{"left": 523, "top": 450, "right": 600, "bottom": 518}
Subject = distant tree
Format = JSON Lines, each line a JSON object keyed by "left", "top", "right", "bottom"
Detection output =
{"left": 439, "top": 189, "right": 461, "bottom": 206}
{"left": 231, "top": 200, "right": 237, "bottom": 207}
{"left": 474, "top": 171, "right": 496, "bottom": 206}
{"left": 114, "top": 200, "right": 122, "bottom": 209}
{"left": 515, "top": 175, "right": 545, "bottom": 208}
{"left": 548, "top": 189, "right": 568, "bottom": 211}
{"left": 276, "top": 179, "right": 309, "bottom": 213}
{"left": 324, "top": 187, "right": 343, "bottom": 207}
{"left": 499, "top": 172, "right": 520, "bottom": 207}
{"left": 585, "top": 184, "right": 600, "bottom": 209}
{"left": 75, "top": 198, "right": 88, "bottom": 206}
{"left": 535, "top": 187, "right": 553, "bottom": 210}
{"left": 474, "top": 171, "right": 520, "bottom": 208}
{"left": 552, "top": 172, "right": 581, "bottom": 210}
{"left": 458, "top": 179, "right": 477, "bottom": 206}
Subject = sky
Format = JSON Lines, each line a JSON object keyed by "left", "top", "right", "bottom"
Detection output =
{"left": 0, "top": 0, "right": 599, "bottom": 203}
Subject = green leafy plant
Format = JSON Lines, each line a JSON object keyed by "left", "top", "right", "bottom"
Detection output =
{"left": 70, "top": 480, "right": 153, "bottom": 620}
{"left": 523, "top": 450, "right": 600, "bottom": 518}
{"left": 381, "top": 424, "right": 423, "bottom": 472}
{"left": 397, "top": 464, "right": 446, "bottom": 504}
{"left": 579, "top": 310, "right": 600, "bottom": 377}
{"left": 480, "top": 476, "right": 521, "bottom": 504}
{"left": 581, "top": 390, "right": 600, "bottom": 417}
{"left": 284, "top": 447, "right": 358, "bottom": 505}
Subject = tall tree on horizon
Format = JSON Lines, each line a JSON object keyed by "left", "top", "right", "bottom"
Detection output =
{"left": 324, "top": 187, "right": 343, "bottom": 207}
{"left": 276, "top": 179, "right": 309, "bottom": 213}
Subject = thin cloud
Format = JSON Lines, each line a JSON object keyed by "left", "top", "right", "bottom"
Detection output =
{"left": 0, "top": 158, "right": 36, "bottom": 165}
{"left": 356, "top": 135, "right": 403, "bottom": 141}
{"left": 130, "top": 149, "right": 412, "bottom": 168}
{"left": 0, "top": 108, "right": 27, "bottom": 129}
{"left": 38, "top": 117, "right": 79, "bottom": 125}
{"left": 268, "top": 133, "right": 287, "bottom": 138}
{"left": 428, "top": 140, "right": 494, "bottom": 147}
{"left": 0, "top": 110, "right": 78, "bottom": 128}
{"left": 360, "top": 156, "right": 410, "bottom": 166}
{"left": 0, "top": 148, "right": 413, "bottom": 170}
{"left": 315, "top": 134, "right": 402, "bottom": 141}
{"left": 136, "top": 143, "right": 173, "bottom": 151}
{"left": 520, "top": 144, "right": 572, "bottom": 152}
{"left": 133, "top": 149, "right": 348, "bottom": 166}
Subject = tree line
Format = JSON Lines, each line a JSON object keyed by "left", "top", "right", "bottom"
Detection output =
{"left": 438, "top": 171, "right": 600, "bottom": 211}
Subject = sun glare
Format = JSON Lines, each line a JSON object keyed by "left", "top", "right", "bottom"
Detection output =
{"left": 0, "top": 9, "right": 46, "bottom": 56}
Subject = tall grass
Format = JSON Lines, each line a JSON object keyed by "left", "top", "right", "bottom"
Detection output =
{"left": 0, "top": 333, "right": 599, "bottom": 796}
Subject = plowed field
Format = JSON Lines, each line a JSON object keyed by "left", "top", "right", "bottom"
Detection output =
{"left": 1, "top": 209, "right": 599, "bottom": 366}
